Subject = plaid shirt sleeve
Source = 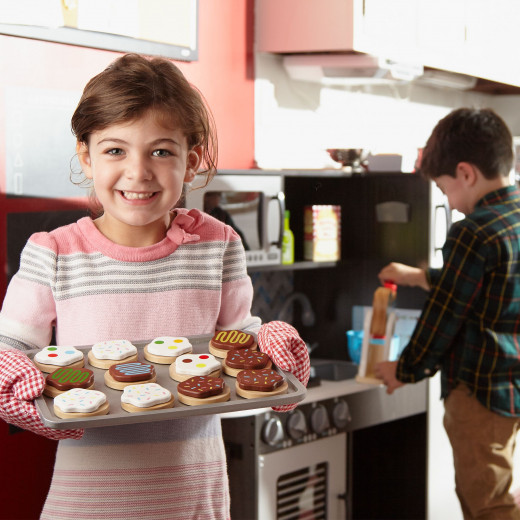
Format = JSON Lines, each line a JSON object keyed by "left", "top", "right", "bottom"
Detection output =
{"left": 396, "top": 219, "right": 486, "bottom": 383}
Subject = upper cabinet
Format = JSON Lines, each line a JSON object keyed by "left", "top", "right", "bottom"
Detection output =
{"left": 256, "top": 0, "right": 520, "bottom": 89}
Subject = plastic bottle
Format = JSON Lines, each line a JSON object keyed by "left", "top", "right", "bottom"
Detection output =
{"left": 282, "top": 210, "right": 294, "bottom": 264}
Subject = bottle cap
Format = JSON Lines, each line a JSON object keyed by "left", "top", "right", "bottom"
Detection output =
{"left": 383, "top": 280, "right": 397, "bottom": 292}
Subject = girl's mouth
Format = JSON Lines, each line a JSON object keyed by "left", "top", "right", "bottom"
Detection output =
{"left": 121, "top": 191, "right": 156, "bottom": 200}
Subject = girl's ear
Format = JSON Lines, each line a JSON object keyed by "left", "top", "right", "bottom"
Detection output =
{"left": 76, "top": 141, "right": 93, "bottom": 179}
{"left": 184, "top": 146, "right": 203, "bottom": 183}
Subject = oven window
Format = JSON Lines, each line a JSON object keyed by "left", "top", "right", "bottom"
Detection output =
{"left": 203, "top": 191, "right": 262, "bottom": 251}
{"left": 276, "top": 462, "right": 328, "bottom": 519}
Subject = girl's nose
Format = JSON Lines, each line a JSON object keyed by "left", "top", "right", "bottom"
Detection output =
{"left": 126, "top": 155, "right": 153, "bottom": 181}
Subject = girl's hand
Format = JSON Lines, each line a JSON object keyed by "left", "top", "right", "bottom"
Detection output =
{"left": 0, "top": 349, "right": 83, "bottom": 440}
{"left": 257, "top": 321, "right": 310, "bottom": 412}
{"left": 378, "top": 262, "right": 430, "bottom": 291}
{"left": 374, "top": 361, "right": 405, "bottom": 394}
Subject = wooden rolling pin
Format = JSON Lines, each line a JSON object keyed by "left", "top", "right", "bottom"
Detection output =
{"left": 365, "top": 281, "right": 397, "bottom": 378}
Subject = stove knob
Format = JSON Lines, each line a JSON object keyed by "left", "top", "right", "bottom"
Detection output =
{"left": 332, "top": 399, "right": 351, "bottom": 429}
{"left": 310, "top": 404, "right": 330, "bottom": 434}
{"left": 261, "top": 417, "right": 285, "bottom": 446}
{"left": 286, "top": 409, "right": 307, "bottom": 440}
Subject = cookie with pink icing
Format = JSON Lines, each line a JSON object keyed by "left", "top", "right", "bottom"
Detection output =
{"left": 88, "top": 340, "right": 138, "bottom": 369}
{"left": 33, "top": 346, "right": 84, "bottom": 373}
{"left": 53, "top": 388, "right": 109, "bottom": 418}
{"left": 120, "top": 383, "right": 174, "bottom": 412}
{"left": 143, "top": 336, "right": 192, "bottom": 364}
{"left": 169, "top": 353, "right": 222, "bottom": 382}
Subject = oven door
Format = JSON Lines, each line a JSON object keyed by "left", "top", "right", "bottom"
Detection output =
{"left": 258, "top": 433, "right": 347, "bottom": 520}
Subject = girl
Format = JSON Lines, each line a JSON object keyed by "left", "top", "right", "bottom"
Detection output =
{"left": 0, "top": 53, "right": 309, "bottom": 519}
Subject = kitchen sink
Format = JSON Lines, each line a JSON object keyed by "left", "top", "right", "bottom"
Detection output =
{"left": 309, "top": 359, "right": 358, "bottom": 381}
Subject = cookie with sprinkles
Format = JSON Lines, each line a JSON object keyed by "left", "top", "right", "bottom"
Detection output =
{"left": 104, "top": 362, "right": 157, "bottom": 390}
{"left": 223, "top": 349, "right": 272, "bottom": 377}
{"left": 33, "top": 346, "right": 84, "bottom": 373}
{"left": 209, "top": 330, "right": 257, "bottom": 358}
{"left": 87, "top": 340, "right": 138, "bottom": 369}
{"left": 177, "top": 376, "right": 230, "bottom": 406}
{"left": 235, "top": 369, "right": 288, "bottom": 399}
{"left": 120, "top": 383, "right": 174, "bottom": 412}
{"left": 54, "top": 388, "right": 109, "bottom": 418}
{"left": 143, "top": 336, "right": 192, "bottom": 364}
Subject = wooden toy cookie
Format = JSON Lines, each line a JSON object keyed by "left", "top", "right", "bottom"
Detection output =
{"left": 235, "top": 369, "right": 288, "bottom": 399}
{"left": 209, "top": 330, "right": 257, "bottom": 358}
{"left": 177, "top": 376, "right": 230, "bottom": 406}
{"left": 54, "top": 388, "right": 109, "bottom": 418}
{"left": 33, "top": 346, "right": 84, "bottom": 373}
{"left": 223, "top": 348, "right": 272, "bottom": 377}
{"left": 104, "top": 362, "right": 156, "bottom": 390}
{"left": 44, "top": 367, "right": 95, "bottom": 398}
{"left": 169, "top": 353, "right": 221, "bottom": 382}
{"left": 143, "top": 336, "right": 192, "bottom": 364}
{"left": 120, "top": 383, "right": 174, "bottom": 412}
{"left": 88, "top": 340, "right": 138, "bottom": 369}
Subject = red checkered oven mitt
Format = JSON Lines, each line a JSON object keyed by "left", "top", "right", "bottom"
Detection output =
{"left": 0, "top": 349, "right": 83, "bottom": 440}
{"left": 257, "top": 321, "right": 310, "bottom": 412}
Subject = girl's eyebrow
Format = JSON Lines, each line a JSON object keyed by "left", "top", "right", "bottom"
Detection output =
{"left": 96, "top": 137, "right": 182, "bottom": 147}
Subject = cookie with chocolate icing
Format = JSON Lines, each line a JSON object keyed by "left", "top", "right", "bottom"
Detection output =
{"left": 44, "top": 367, "right": 94, "bottom": 398}
{"left": 177, "top": 376, "right": 230, "bottom": 406}
{"left": 223, "top": 349, "right": 272, "bottom": 377}
{"left": 104, "top": 362, "right": 157, "bottom": 390}
{"left": 235, "top": 369, "right": 288, "bottom": 399}
{"left": 209, "top": 330, "right": 257, "bottom": 358}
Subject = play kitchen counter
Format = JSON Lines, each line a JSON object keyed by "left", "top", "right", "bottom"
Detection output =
{"left": 221, "top": 370, "right": 428, "bottom": 519}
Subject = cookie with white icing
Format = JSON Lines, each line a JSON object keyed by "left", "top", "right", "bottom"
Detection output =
{"left": 87, "top": 340, "right": 138, "bottom": 369}
{"left": 177, "top": 376, "right": 230, "bottom": 406}
{"left": 209, "top": 330, "right": 257, "bottom": 358}
{"left": 143, "top": 336, "right": 192, "bottom": 364}
{"left": 33, "top": 346, "right": 84, "bottom": 373}
{"left": 169, "top": 353, "right": 222, "bottom": 382}
{"left": 104, "top": 362, "right": 157, "bottom": 390}
{"left": 120, "top": 383, "right": 174, "bottom": 412}
{"left": 54, "top": 388, "right": 109, "bottom": 418}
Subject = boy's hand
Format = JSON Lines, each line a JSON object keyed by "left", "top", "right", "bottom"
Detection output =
{"left": 378, "top": 262, "right": 430, "bottom": 291}
{"left": 374, "top": 361, "right": 405, "bottom": 394}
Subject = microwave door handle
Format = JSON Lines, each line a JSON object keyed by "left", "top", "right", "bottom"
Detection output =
{"left": 271, "top": 192, "right": 285, "bottom": 248}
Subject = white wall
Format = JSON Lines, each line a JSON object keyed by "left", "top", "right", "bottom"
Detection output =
{"left": 254, "top": 53, "right": 520, "bottom": 171}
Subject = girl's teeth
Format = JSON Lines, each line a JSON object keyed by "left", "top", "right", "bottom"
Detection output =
{"left": 123, "top": 191, "right": 153, "bottom": 200}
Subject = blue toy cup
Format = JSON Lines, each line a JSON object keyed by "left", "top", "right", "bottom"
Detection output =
{"left": 346, "top": 330, "right": 401, "bottom": 364}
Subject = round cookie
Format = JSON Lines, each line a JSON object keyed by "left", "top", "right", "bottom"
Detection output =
{"left": 120, "top": 383, "right": 174, "bottom": 412}
{"left": 54, "top": 388, "right": 109, "bottom": 418}
{"left": 223, "top": 348, "right": 272, "bottom": 377}
{"left": 44, "top": 367, "right": 95, "bottom": 398}
{"left": 104, "top": 362, "right": 157, "bottom": 390}
{"left": 33, "top": 346, "right": 84, "bottom": 373}
{"left": 169, "top": 353, "right": 222, "bottom": 382}
{"left": 235, "top": 369, "right": 288, "bottom": 399}
{"left": 143, "top": 336, "right": 192, "bottom": 364}
{"left": 209, "top": 330, "right": 257, "bottom": 358}
{"left": 177, "top": 376, "right": 231, "bottom": 406}
{"left": 88, "top": 340, "right": 138, "bottom": 369}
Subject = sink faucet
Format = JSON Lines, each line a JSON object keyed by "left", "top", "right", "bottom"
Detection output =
{"left": 278, "top": 292, "right": 316, "bottom": 327}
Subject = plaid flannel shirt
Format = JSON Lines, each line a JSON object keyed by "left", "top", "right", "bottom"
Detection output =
{"left": 397, "top": 185, "right": 520, "bottom": 416}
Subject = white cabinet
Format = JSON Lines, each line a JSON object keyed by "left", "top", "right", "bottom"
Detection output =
{"left": 256, "top": 0, "right": 520, "bottom": 87}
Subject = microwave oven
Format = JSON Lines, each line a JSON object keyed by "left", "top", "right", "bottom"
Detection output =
{"left": 185, "top": 172, "right": 285, "bottom": 267}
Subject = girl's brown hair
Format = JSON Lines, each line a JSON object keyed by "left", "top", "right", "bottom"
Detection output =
{"left": 71, "top": 53, "right": 217, "bottom": 185}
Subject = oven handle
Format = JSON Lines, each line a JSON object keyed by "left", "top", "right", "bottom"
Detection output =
{"left": 271, "top": 192, "right": 286, "bottom": 248}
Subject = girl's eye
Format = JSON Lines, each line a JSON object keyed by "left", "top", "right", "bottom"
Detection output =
{"left": 106, "top": 148, "right": 124, "bottom": 155}
{"left": 152, "top": 149, "right": 172, "bottom": 158}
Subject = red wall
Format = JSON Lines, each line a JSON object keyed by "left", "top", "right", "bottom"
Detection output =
{"left": 0, "top": 1, "right": 254, "bottom": 517}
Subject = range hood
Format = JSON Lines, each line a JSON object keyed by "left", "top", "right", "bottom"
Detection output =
{"left": 282, "top": 54, "right": 478, "bottom": 90}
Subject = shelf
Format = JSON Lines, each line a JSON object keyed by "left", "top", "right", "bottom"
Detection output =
{"left": 248, "top": 260, "right": 339, "bottom": 273}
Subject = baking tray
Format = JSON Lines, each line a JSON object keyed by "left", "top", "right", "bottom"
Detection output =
{"left": 29, "top": 334, "right": 306, "bottom": 429}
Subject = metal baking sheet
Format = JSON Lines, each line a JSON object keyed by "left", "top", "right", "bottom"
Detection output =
{"left": 30, "top": 335, "right": 306, "bottom": 429}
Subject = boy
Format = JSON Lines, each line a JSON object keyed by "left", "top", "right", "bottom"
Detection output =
{"left": 375, "top": 108, "right": 520, "bottom": 519}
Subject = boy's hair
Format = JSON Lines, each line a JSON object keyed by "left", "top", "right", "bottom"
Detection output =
{"left": 71, "top": 53, "right": 217, "bottom": 183}
{"left": 419, "top": 108, "right": 513, "bottom": 180}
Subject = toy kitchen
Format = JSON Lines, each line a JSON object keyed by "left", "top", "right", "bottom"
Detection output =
{"left": 190, "top": 169, "right": 449, "bottom": 519}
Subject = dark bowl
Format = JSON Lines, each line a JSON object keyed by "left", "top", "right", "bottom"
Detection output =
{"left": 326, "top": 148, "right": 368, "bottom": 168}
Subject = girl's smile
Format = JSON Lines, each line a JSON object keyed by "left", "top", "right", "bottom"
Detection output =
{"left": 77, "top": 110, "right": 201, "bottom": 247}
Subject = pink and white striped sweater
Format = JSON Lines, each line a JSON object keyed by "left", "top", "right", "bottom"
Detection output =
{"left": 0, "top": 208, "right": 260, "bottom": 520}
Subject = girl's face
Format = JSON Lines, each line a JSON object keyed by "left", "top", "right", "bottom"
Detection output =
{"left": 77, "top": 110, "right": 201, "bottom": 246}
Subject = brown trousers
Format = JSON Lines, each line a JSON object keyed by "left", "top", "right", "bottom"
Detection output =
{"left": 444, "top": 384, "right": 520, "bottom": 520}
